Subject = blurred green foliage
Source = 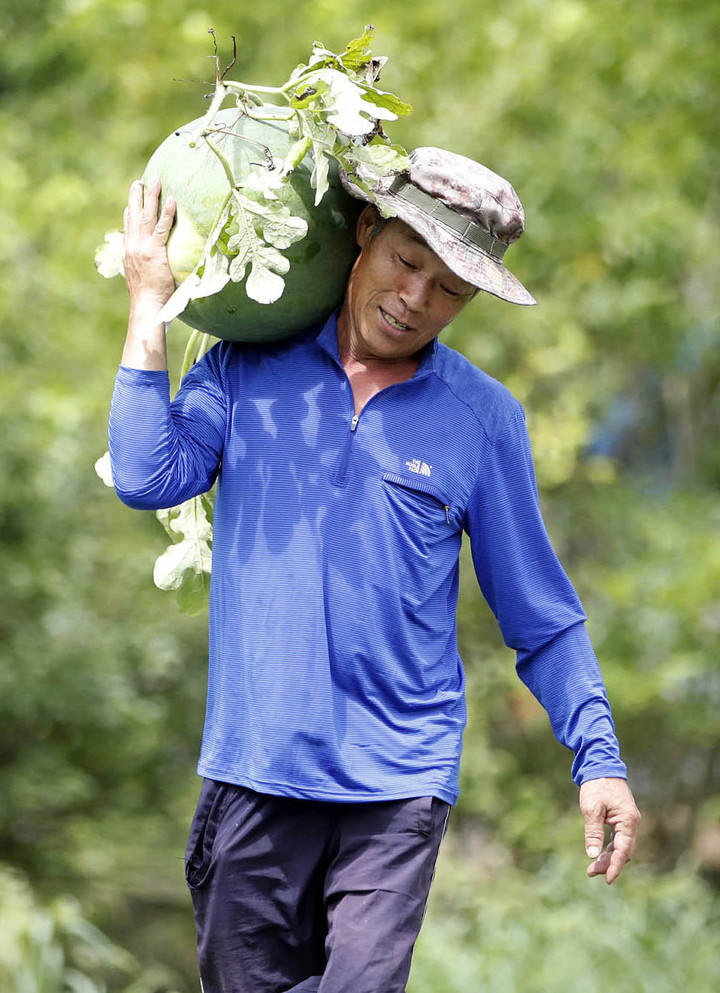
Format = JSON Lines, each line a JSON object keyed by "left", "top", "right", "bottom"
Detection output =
{"left": 413, "top": 852, "right": 720, "bottom": 992}
{"left": 1, "top": 0, "right": 719, "bottom": 989}
{"left": 0, "top": 865, "right": 179, "bottom": 992}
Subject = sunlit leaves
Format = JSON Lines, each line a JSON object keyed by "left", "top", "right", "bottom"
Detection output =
{"left": 154, "top": 494, "right": 213, "bottom": 615}
{"left": 301, "top": 68, "right": 398, "bottom": 135}
{"left": 96, "top": 27, "right": 411, "bottom": 326}
{"left": 93, "top": 231, "right": 125, "bottom": 279}
{"left": 343, "top": 139, "right": 410, "bottom": 197}
{"left": 144, "top": 26, "right": 414, "bottom": 321}
{"left": 93, "top": 451, "right": 114, "bottom": 488}
{"left": 283, "top": 28, "right": 412, "bottom": 203}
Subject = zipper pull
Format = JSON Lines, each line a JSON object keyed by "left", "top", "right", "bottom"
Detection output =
{"left": 350, "top": 414, "right": 359, "bottom": 432}
{"left": 444, "top": 505, "right": 451, "bottom": 524}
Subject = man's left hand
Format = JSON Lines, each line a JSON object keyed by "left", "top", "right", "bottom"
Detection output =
{"left": 579, "top": 777, "right": 641, "bottom": 884}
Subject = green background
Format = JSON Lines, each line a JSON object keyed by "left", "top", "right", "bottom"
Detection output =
{"left": 1, "top": 0, "right": 719, "bottom": 989}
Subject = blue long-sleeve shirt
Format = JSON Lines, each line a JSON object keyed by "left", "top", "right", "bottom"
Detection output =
{"left": 108, "top": 313, "right": 627, "bottom": 804}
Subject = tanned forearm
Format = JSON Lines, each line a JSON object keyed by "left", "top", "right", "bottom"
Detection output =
{"left": 121, "top": 295, "right": 169, "bottom": 370}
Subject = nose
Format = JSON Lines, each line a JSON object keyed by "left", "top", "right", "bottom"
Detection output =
{"left": 398, "top": 271, "right": 433, "bottom": 312}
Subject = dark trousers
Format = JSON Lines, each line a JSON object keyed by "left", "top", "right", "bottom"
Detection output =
{"left": 185, "top": 780, "right": 451, "bottom": 993}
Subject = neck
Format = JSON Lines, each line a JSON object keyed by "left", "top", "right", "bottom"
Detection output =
{"left": 336, "top": 306, "right": 424, "bottom": 374}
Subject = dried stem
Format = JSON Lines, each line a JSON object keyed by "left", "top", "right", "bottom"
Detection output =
{"left": 208, "top": 27, "right": 220, "bottom": 78}
{"left": 205, "top": 126, "right": 275, "bottom": 169}
{"left": 221, "top": 36, "right": 237, "bottom": 80}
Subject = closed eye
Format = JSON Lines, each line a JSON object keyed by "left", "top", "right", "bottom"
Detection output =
{"left": 397, "top": 255, "right": 417, "bottom": 270}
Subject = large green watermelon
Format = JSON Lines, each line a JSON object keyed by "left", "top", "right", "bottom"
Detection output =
{"left": 142, "top": 107, "right": 362, "bottom": 341}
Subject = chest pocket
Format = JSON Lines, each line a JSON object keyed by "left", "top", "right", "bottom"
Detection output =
{"left": 381, "top": 472, "right": 454, "bottom": 537}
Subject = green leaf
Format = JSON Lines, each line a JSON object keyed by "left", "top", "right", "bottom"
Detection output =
{"left": 337, "top": 26, "right": 375, "bottom": 71}
{"left": 289, "top": 105, "right": 345, "bottom": 205}
{"left": 289, "top": 78, "right": 328, "bottom": 109}
{"left": 157, "top": 197, "right": 234, "bottom": 324}
{"left": 154, "top": 495, "right": 213, "bottom": 614}
{"left": 228, "top": 246, "right": 251, "bottom": 282}
{"left": 242, "top": 162, "right": 286, "bottom": 199}
{"left": 176, "top": 569, "right": 212, "bottom": 616}
{"left": 254, "top": 242, "right": 291, "bottom": 275}
{"left": 312, "top": 149, "right": 330, "bottom": 205}
{"left": 226, "top": 189, "right": 304, "bottom": 280}
{"left": 157, "top": 271, "right": 200, "bottom": 324}
{"left": 346, "top": 141, "right": 410, "bottom": 179}
{"left": 93, "top": 451, "right": 114, "bottom": 488}
{"left": 309, "top": 68, "right": 399, "bottom": 135}
{"left": 359, "top": 85, "right": 413, "bottom": 118}
{"left": 262, "top": 211, "right": 308, "bottom": 250}
{"left": 196, "top": 246, "right": 230, "bottom": 298}
{"left": 156, "top": 244, "right": 231, "bottom": 324}
{"left": 94, "top": 230, "right": 124, "bottom": 278}
{"left": 246, "top": 263, "right": 286, "bottom": 304}
{"left": 282, "top": 136, "right": 313, "bottom": 174}
{"left": 156, "top": 495, "right": 213, "bottom": 547}
{"left": 306, "top": 44, "right": 339, "bottom": 70}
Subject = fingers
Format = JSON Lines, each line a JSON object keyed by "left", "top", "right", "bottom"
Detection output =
{"left": 154, "top": 194, "right": 176, "bottom": 244}
{"left": 605, "top": 818, "right": 636, "bottom": 884}
{"left": 125, "top": 178, "right": 174, "bottom": 239}
{"left": 128, "top": 177, "right": 159, "bottom": 228}
{"left": 122, "top": 177, "right": 177, "bottom": 303}
{"left": 587, "top": 827, "right": 634, "bottom": 884}
{"left": 141, "top": 176, "right": 161, "bottom": 227}
{"left": 586, "top": 840, "right": 613, "bottom": 879}
{"left": 127, "top": 177, "right": 145, "bottom": 213}
{"left": 582, "top": 801, "right": 606, "bottom": 861}
{"left": 579, "top": 777, "right": 642, "bottom": 885}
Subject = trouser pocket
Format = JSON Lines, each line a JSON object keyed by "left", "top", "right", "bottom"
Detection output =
{"left": 184, "top": 779, "right": 230, "bottom": 890}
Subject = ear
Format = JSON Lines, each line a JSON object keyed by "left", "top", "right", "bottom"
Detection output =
{"left": 356, "top": 204, "right": 381, "bottom": 248}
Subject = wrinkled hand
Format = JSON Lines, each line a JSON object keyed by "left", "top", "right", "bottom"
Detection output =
{"left": 123, "top": 177, "right": 176, "bottom": 306}
{"left": 579, "top": 777, "right": 641, "bottom": 884}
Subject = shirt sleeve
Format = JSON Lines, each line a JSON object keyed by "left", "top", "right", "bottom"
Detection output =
{"left": 108, "top": 343, "right": 228, "bottom": 511}
{"left": 463, "top": 403, "right": 627, "bottom": 785}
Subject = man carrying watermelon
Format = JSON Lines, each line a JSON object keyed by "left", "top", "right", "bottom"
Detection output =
{"left": 110, "top": 147, "right": 640, "bottom": 993}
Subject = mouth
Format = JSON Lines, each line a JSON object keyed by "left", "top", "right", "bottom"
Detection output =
{"left": 379, "top": 307, "right": 413, "bottom": 333}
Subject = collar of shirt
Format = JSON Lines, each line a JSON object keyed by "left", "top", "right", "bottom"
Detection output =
{"left": 314, "top": 310, "right": 439, "bottom": 381}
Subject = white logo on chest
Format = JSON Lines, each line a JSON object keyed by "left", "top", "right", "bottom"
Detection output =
{"left": 406, "top": 458, "right": 432, "bottom": 477}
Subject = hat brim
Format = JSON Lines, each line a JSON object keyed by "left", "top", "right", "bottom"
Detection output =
{"left": 370, "top": 186, "right": 537, "bottom": 307}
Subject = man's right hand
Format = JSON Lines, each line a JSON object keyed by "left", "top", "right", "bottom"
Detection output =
{"left": 121, "top": 178, "right": 177, "bottom": 371}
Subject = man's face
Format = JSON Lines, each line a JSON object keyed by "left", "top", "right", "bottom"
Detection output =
{"left": 337, "top": 207, "right": 476, "bottom": 363}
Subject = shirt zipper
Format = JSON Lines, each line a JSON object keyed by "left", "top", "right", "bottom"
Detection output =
{"left": 331, "top": 349, "right": 430, "bottom": 487}
{"left": 334, "top": 412, "right": 359, "bottom": 486}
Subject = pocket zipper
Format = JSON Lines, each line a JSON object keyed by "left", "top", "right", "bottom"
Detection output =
{"left": 382, "top": 472, "right": 453, "bottom": 525}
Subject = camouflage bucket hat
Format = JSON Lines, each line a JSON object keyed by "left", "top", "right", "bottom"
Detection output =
{"left": 341, "top": 146, "right": 537, "bottom": 306}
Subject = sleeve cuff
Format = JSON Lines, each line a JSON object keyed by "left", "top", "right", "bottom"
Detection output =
{"left": 117, "top": 365, "right": 171, "bottom": 386}
{"left": 575, "top": 762, "right": 628, "bottom": 786}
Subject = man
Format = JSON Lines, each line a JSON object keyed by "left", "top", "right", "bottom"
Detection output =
{"left": 110, "top": 148, "right": 640, "bottom": 993}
